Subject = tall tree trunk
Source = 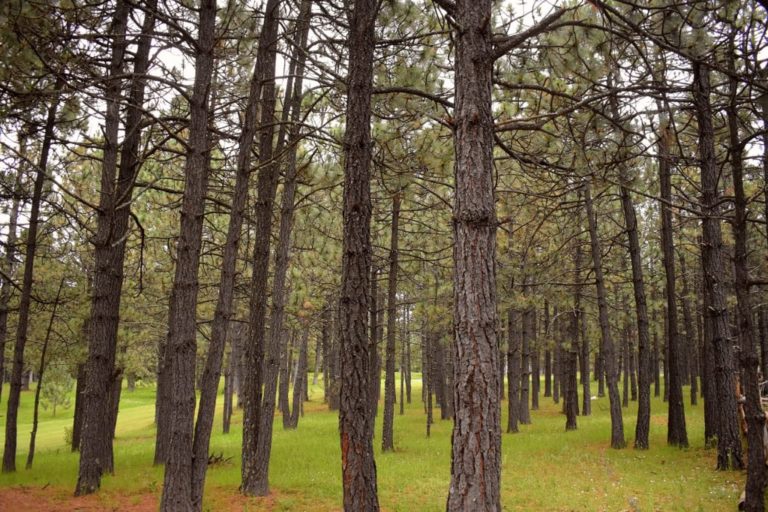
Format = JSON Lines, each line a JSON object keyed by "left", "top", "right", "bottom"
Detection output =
{"left": 727, "top": 49, "right": 764, "bottom": 509}
{"left": 288, "top": 323, "right": 309, "bottom": 429}
{"left": 338, "top": 0, "right": 379, "bottom": 508}
{"left": 580, "top": 300, "right": 591, "bottom": 416}
{"left": 26, "top": 278, "right": 64, "bottom": 469}
{"left": 241, "top": 0, "right": 283, "bottom": 496}
{"left": 189, "top": 0, "right": 284, "bottom": 499}
{"left": 657, "top": 99, "right": 687, "bottom": 447}
{"left": 382, "top": 191, "right": 401, "bottom": 451}
{"left": 532, "top": 313, "right": 540, "bottom": 411}
{"left": 583, "top": 183, "right": 625, "bottom": 449}
{"left": 677, "top": 246, "right": 698, "bottom": 406}
{"left": 244, "top": 0, "right": 312, "bottom": 494}
{"left": 544, "top": 302, "right": 552, "bottom": 398}
{"left": 0, "top": 150, "right": 23, "bottom": 406}
{"left": 2, "top": 80, "right": 61, "bottom": 474}
{"left": 519, "top": 283, "right": 531, "bottom": 425}
{"left": 618, "top": 173, "right": 651, "bottom": 449}
{"left": 158, "top": 0, "right": 216, "bottom": 508}
{"left": 446, "top": 1, "right": 500, "bottom": 509}
{"left": 78, "top": 0, "right": 157, "bottom": 490}
{"left": 692, "top": 60, "right": 742, "bottom": 470}
{"left": 72, "top": 363, "right": 86, "bottom": 451}
{"left": 507, "top": 309, "right": 520, "bottom": 433}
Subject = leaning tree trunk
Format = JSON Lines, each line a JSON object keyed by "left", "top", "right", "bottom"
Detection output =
{"left": 382, "top": 191, "right": 401, "bottom": 451}
{"left": 692, "top": 60, "right": 742, "bottom": 470}
{"left": 158, "top": 1, "right": 215, "bottom": 509}
{"left": 446, "top": 1, "right": 501, "bottom": 509}
{"left": 615, "top": 156, "right": 652, "bottom": 448}
{"left": 338, "top": 0, "right": 380, "bottom": 509}
{"left": 238, "top": 0, "right": 310, "bottom": 496}
{"left": 583, "top": 183, "right": 625, "bottom": 449}
{"left": 2, "top": 80, "right": 61, "bottom": 473}
{"left": 189, "top": 0, "right": 281, "bottom": 501}
{"left": 77, "top": 0, "right": 156, "bottom": 492}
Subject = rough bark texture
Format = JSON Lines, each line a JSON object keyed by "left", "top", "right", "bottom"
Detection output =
{"left": 3, "top": 81, "right": 60, "bottom": 474}
{"left": 240, "top": 0, "right": 283, "bottom": 496}
{"left": 77, "top": 0, "right": 156, "bottom": 492}
{"left": 692, "top": 61, "right": 742, "bottom": 470}
{"left": 727, "top": 54, "right": 764, "bottom": 509}
{"left": 657, "top": 108, "right": 688, "bottom": 447}
{"left": 245, "top": 0, "right": 311, "bottom": 494}
{"left": 583, "top": 183, "right": 625, "bottom": 449}
{"left": 338, "top": 0, "right": 380, "bottom": 509}
{"left": 382, "top": 192, "right": 401, "bottom": 452}
{"left": 618, "top": 179, "right": 651, "bottom": 449}
{"left": 446, "top": 1, "right": 501, "bottom": 509}
{"left": 190, "top": 0, "right": 295, "bottom": 504}
{"left": 520, "top": 296, "right": 532, "bottom": 425}
{"left": 158, "top": 1, "right": 215, "bottom": 509}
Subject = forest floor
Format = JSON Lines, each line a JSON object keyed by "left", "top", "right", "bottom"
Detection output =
{"left": 0, "top": 377, "right": 745, "bottom": 511}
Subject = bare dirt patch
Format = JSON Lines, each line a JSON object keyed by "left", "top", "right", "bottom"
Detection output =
{"left": 0, "top": 485, "right": 158, "bottom": 511}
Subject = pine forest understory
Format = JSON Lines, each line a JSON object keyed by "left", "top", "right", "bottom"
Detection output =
{"left": 0, "top": 0, "right": 766, "bottom": 510}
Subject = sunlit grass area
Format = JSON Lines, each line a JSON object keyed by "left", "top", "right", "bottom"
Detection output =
{"left": 0, "top": 376, "right": 744, "bottom": 511}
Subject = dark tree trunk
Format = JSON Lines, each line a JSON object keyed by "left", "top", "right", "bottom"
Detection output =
{"left": 580, "top": 301, "right": 591, "bottom": 416}
{"left": 692, "top": 61, "right": 742, "bottom": 470}
{"left": 338, "top": 0, "right": 379, "bottom": 508}
{"left": 657, "top": 99, "right": 688, "bottom": 447}
{"left": 3, "top": 80, "right": 60, "bottom": 474}
{"left": 532, "top": 313, "right": 540, "bottom": 411}
{"left": 583, "top": 183, "right": 625, "bottom": 449}
{"left": 652, "top": 308, "right": 661, "bottom": 398}
{"left": 26, "top": 278, "right": 64, "bottom": 469}
{"left": 405, "top": 308, "right": 411, "bottom": 404}
{"left": 565, "top": 308, "right": 579, "bottom": 431}
{"left": 77, "top": 0, "right": 156, "bottom": 492}
{"left": 108, "top": 372, "right": 123, "bottom": 441}
{"left": 553, "top": 308, "right": 560, "bottom": 405}
{"left": 446, "top": 2, "right": 501, "bottom": 508}
{"left": 700, "top": 242, "right": 718, "bottom": 446}
{"left": 507, "top": 309, "right": 520, "bottom": 433}
{"left": 369, "top": 268, "right": 379, "bottom": 418}
{"left": 544, "top": 302, "right": 552, "bottom": 398}
{"left": 280, "top": 332, "right": 292, "bottom": 424}
{"left": 287, "top": 323, "right": 309, "bottom": 429}
{"left": 240, "top": 0, "right": 283, "bottom": 497}
{"left": 223, "top": 345, "right": 233, "bottom": 434}
{"left": 727, "top": 51, "right": 764, "bottom": 509}
{"left": 72, "top": 363, "right": 86, "bottom": 451}
{"left": 520, "top": 292, "right": 531, "bottom": 425}
{"left": 244, "top": 1, "right": 311, "bottom": 494}
{"left": 760, "top": 308, "right": 768, "bottom": 383}
{"left": 158, "top": 1, "right": 215, "bottom": 509}
{"left": 677, "top": 246, "right": 698, "bottom": 406}
{"left": 0, "top": 155, "right": 22, "bottom": 407}
{"left": 382, "top": 191, "right": 401, "bottom": 452}
{"left": 620, "top": 166, "right": 652, "bottom": 450}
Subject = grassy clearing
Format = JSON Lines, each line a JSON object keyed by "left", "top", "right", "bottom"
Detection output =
{"left": 0, "top": 378, "right": 745, "bottom": 511}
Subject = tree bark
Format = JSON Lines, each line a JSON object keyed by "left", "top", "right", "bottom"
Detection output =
{"left": 507, "top": 309, "right": 520, "bottom": 433}
{"left": 446, "top": 1, "right": 501, "bottom": 509}
{"left": 77, "top": 0, "right": 157, "bottom": 490}
{"left": 692, "top": 60, "right": 742, "bottom": 470}
{"left": 3, "top": 79, "right": 61, "bottom": 474}
{"left": 338, "top": 0, "right": 380, "bottom": 508}
{"left": 726, "top": 49, "right": 764, "bottom": 509}
{"left": 158, "top": 0, "right": 215, "bottom": 508}
{"left": 240, "top": 0, "right": 283, "bottom": 496}
{"left": 583, "top": 183, "right": 625, "bottom": 449}
{"left": 26, "top": 278, "right": 64, "bottom": 469}
{"left": 382, "top": 191, "right": 401, "bottom": 451}
{"left": 657, "top": 100, "right": 688, "bottom": 447}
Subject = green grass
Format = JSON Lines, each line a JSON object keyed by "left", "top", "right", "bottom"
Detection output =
{"left": 0, "top": 377, "right": 745, "bottom": 511}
